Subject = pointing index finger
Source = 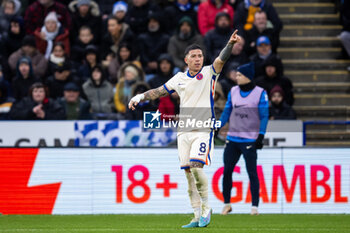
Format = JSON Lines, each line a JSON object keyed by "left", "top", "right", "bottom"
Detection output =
{"left": 233, "top": 29, "right": 238, "bottom": 36}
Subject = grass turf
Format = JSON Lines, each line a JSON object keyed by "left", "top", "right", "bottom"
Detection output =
{"left": 0, "top": 214, "right": 349, "bottom": 232}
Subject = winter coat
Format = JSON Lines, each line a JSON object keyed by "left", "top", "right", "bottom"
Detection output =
{"left": 11, "top": 60, "right": 39, "bottom": 100}
{"left": 167, "top": 16, "right": 205, "bottom": 70}
{"left": 197, "top": 0, "right": 234, "bottom": 35}
{"left": 9, "top": 97, "right": 66, "bottom": 120}
{"left": 68, "top": 0, "right": 102, "bottom": 43}
{"left": 249, "top": 52, "right": 283, "bottom": 78}
{"left": 34, "top": 26, "right": 70, "bottom": 56}
{"left": 243, "top": 25, "right": 279, "bottom": 56}
{"left": 204, "top": 26, "right": 234, "bottom": 63}
{"left": 233, "top": 0, "right": 282, "bottom": 34}
{"left": 24, "top": 1, "right": 71, "bottom": 35}
{"left": 125, "top": 1, "right": 161, "bottom": 35}
{"left": 59, "top": 97, "right": 91, "bottom": 120}
{"left": 114, "top": 62, "right": 144, "bottom": 113}
{"left": 45, "top": 74, "right": 81, "bottom": 100}
{"left": 82, "top": 78, "right": 114, "bottom": 113}
{"left": 269, "top": 102, "right": 296, "bottom": 120}
{"left": 164, "top": 2, "right": 198, "bottom": 34}
{"left": 100, "top": 23, "right": 135, "bottom": 60}
{"left": 8, "top": 48, "right": 48, "bottom": 79}
{"left": 137, "top": 30, "right": 169, "bottom": 73}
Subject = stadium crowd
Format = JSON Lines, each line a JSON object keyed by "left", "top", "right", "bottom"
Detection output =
{"left": 0, "top": 0, "right": 296, "bottom": 121}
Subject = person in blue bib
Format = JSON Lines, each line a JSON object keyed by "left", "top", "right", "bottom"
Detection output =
{"left": 219, "top": 62, "right": 269, "bottom": 215}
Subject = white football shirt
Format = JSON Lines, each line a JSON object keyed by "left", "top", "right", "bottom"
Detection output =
{"left": 163, "top": 65, "right": 219, "bottom": 132}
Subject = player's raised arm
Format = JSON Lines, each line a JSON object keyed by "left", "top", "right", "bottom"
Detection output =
{"left": 213, "top": 29, "right": 241, "bottom": 74}
{"left": 128, "top": 85, "right": 169, "bottom": 110}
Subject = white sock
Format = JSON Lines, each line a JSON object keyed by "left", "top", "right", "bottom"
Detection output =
{"left": 190, "top": 167, "right": 210, "bottom": 216}
{"left": 185, "top": 171, "right": 201, "bottom": 221}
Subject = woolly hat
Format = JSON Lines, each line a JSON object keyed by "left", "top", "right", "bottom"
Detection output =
{"left": 124, "top": 65, "right": 138, "bottom": 77}
{"left": 113, "top": 1, "right": 128, "bottom": 15}
{"left": 77, "top": 0, "right": 91, "bottom": 7}
{"left": 44, "top": 11, "right": 58, "bottom": 23}
{"left": 270, "top": 85, "right": 284, "bottom": 98}
{"left": 237, "top": 62, "right": 255, "bottom": 80}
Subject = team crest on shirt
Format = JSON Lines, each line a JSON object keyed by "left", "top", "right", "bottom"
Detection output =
{"left": 196, "top": 73, "right": 203, "bottom": 80}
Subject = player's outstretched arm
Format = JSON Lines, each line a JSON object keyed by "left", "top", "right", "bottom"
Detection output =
{"left": 213, "top": 29, "right": 241, "bottom": 74}
{"left": 128, "top": 85, "right": 169, "bottom": 110}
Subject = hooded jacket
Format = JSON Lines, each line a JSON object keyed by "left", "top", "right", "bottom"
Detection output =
{"left": 255, "top": 55, "right": 294, "bottom": 105}
{"left": 148, "top": 54, "right": 175, "bottom": 89}
{"left": 9, "top": 96, "right": 65, "bottom": 120}
{"left": 114, "top": 62, "right": 144, "bottom": 113}
{"left": 197, "top": 0, "right": 234, "bottom": 35}
{"left": 68, "top": 0, "right": 102, "bottom": 43}
{"left": 82, "top": 66, "right": 114, "bottom": 113}
{"left": 167, "top": 16, "right": 205, "bottom": 69}
{"left": 204, "top": 12, "right": 234, "bottom": 63}
{"left": 12, "top": 57, "right": 39, "bottom": 100}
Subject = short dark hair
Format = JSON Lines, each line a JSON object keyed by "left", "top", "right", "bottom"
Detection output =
{"left": 29, "top": 82, "right": 49, "bottom": 98}
{"left": 184, "top": 44, "right": 203, "bottom": 56}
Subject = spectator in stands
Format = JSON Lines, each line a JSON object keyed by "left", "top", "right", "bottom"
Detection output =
{"left": 8, "top": 35, "right": 48, "bottom": 79}
{"left": 46, "top": 62, "right": 81, "bottom": 99}
{"left": 167, "top": 16, "right": 204, "bottom": 71}
{"left": 9, "top": 82, "right": 65, "bottom": 120}
{"left": 83, "top": 65, "right": 114, "bottom": 114}
{"left": 250, "top": 36, "right": 283, "bottom": 78}
{"left": 269, "top": 85, "right": 296, "bottom": 120}
{"left": 233, "top": 0, "right": 282, "bottom": 34}
{"left": 0, "top": 79, "right": 15, "bottom": 120}
{"left": 12, "top": 57, "right": 39, "bottom": 101}
{"left": 59, "top": 82, "right": 91, "bottom": 120}
{"left": 148, "top": 54, "right": 175, "bottom": 89}
{"left": 71, "top": 26, "right": 96, "bottom": 64}
{"left": 46, "top": 42, "right": 67, "bottom": 76}
{"left": 108, "top": 43, "right": 141, "bottom": 84}
{"left": 34, "top": 12, "right": 70, "bottom": 59}
{"left": 0, "top": 0, "right": 21, "bottom": 39}
{"left": 2, "top": 16, "right": 25, "bottom": 57}
{"left": 255, "top": 55, "right": 293, "bottom": 105}
{"left": 243, "top": 10, "right": 279, "bottom": 56}
{"left": 339, "top": 0, "right": 350, "bottom": 71}
{"left": 112, "top": 1, "right": 128, "bottom": 22}
{"left": 78, "top": 45, "right": 100, "bottom": 81}
{"left": 24, "top": 0, "right": 71, "bottom": 35}
{"left": 125, "top": 0, "right": 161, "bottom": 35}
{"left": 114, "top": 62, "right": 144, "bottom": 113}
{"left": 197, "top": 0, "right": 234, "bottom": 36}
{"left": 219, "top": 64, "right": 237, "bottom": 98}
{"left": 220, "top": 35, "right": 249, "bottom": 78}
{"left": 125, "top": 82, "right": 157, "bottom": 120}
{"left": 100, "top": 16, "right": 135, "bottom": 68}
{"left": 204, "top": 12, "right": 234, "bottom": 63}
{"left": 68, "top": 0, "right": 102, "bottom": 43}
{"left": 164, "top": 0, "right": 198, "bottom": 34}
{"left": 137, "top": 12, "right": 169, "bottom": 75}
{"left": 98, "top": 0, "right": 121, "bottom": 19}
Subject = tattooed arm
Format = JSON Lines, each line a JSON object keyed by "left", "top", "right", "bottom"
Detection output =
{"left": 128, "top": 85, "right": 169, "bottom": 110}
{"left": 213, "top": 29, "right": 241, "bottom": 74}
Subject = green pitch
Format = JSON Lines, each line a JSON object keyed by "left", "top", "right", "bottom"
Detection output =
{"left": 0, "top": 214, "right": 349, "bottom": 232}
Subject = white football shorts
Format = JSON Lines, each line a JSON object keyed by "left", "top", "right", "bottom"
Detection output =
{"left": 177, "top": 131, "right": 214, "bottom": 169}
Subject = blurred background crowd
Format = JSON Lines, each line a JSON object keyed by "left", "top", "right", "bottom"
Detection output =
{"left": 0, "top": 0, "right": 300, "bottom": 121}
